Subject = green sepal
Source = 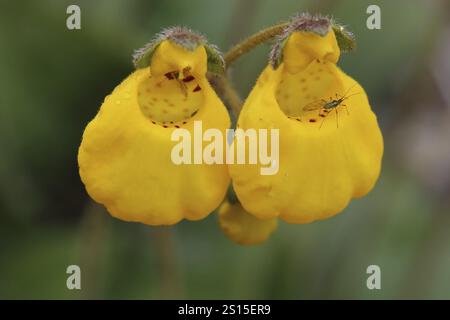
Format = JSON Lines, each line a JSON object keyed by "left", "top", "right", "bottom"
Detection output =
{"left": 269, "top": 36, "right": 289, "bottom": 70}
{"left": 204, "top": 44, "right": 225, "bottom": 75}
{"left": 132, "top": 26, "right": 225, "bottom": 74}
{"left": 133, "top": 41, "right": 161, "bottom": 69}
{"left": 332, "top": 24, "right": 356, "bottom": 52}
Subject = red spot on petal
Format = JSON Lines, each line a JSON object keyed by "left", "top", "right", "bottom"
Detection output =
{"left": 193, "top": 85, "right": 201, "bottom": 92}
{"left": 164, "top": 71, "right": 178, "bottom": 80}
{"left": 182, "top": 75, "right": 195, "bottom": 82}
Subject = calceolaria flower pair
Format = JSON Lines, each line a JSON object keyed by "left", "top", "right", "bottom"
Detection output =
{"left": 78, "top": 14, "right": 383, "bottom": 245}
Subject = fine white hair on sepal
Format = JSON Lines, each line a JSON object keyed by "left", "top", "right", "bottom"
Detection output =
{"left": 132, "top": 26, "right": 224, "bottom": 73}
{"left": 269, "top": 13, "right": 355, "bottom": 69}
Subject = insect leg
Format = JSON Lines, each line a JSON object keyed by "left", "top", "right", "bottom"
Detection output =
{"left": 335, "top": 108, "right": 339, "bottom": 128}
{"left": 343, "top": 104, "right": 350, "bottom": 115}
{"left": 319, "top": 109, "right": 330, "bottom": 130}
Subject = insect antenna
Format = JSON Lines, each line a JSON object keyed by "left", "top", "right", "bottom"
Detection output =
{"left": 343, "top": 92, "right": 362, "bottom": 99}
{"left": 341, "top": 83, "right": 358, "bottom": 97}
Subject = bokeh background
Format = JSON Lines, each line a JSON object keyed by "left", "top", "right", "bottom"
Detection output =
{"left": 1, "top": 0, "right": 450, "bottom": 299}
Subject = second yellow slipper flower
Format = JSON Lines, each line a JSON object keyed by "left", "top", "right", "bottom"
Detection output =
{"left": 229, "top": 15, "right": 384, "bottom": 224}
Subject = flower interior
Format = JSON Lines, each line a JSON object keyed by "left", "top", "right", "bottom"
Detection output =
{"left": 275, "top": 58, "right": 354, "bottom": 127}
{"left": 137, "top": 66, "right": 204, "bottom": 127}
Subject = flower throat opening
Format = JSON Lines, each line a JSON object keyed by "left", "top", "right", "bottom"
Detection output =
{"left": 275, "top": 59, "right": 345, "bottom": 125}
{"left": 137, "top": 66, "right": 204, "bottom": 126}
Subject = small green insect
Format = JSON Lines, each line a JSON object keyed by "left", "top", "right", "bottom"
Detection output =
{"left": 302, "top": 84, "right": 361, "bottom": 128}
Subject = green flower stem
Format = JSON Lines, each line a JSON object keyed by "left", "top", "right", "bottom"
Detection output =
{"left": 78, "top": 201, "right": 108, "bottom": 299}
{"left": 224, "top": 23, "right": 288, "bottom": 67}
{"left": 152, "top": 227, "right": 183, "bottom": 299}
{"left": 219, "top": 23, "right": 289, "bottom": 116}
{"left": 208, "top": 74, "right": 243, "bottom": 118}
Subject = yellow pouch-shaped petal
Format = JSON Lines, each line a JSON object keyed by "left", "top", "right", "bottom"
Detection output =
{"left": 229, "top": 30, "right": 383, "bottom": 224}
{"left": 218, "top": 201, "right": 278, "bottom": 245}
{"left": 78, "top": 40, "right": 230, "bottom": 226}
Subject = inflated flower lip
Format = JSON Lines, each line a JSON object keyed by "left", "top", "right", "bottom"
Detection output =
{"left": 218, "top": 200, "right": 278, "bottom": 245}
{"left": 78, "top": 27, "right": 230, "bottom": 226}
{"left": 229, "top": 15, "right": 384, "bottom": 224}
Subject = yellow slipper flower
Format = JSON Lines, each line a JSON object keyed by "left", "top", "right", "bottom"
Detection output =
{"left": 78, "top": 27, "right": 230, "bottom": 225}
{"left": 229, "top": 15, "right": 384, "bottom": 224}
{"left": 218, "top": 200, "right": 278, "bottom": 245}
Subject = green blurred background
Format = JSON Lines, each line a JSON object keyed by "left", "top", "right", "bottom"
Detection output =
{"left": 1, "top": 0, "right": 450, "bottom": 299}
